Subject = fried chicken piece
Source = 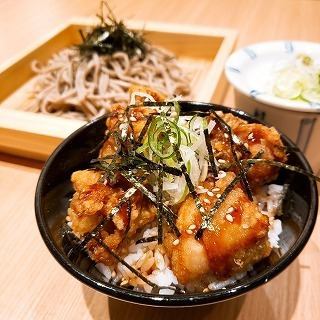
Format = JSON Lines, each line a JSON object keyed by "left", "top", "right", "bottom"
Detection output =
{"left": 100, "top": 86, "right": 164, "bottom": 158}
{"left": 71, "top": 169, "right": 102, "bottom": 192}
{"left": 210, "top": 113, "right": 287, "bottom": 186}
{"left": 69, "top": 170, "right": 126, "bottom": 234}
{"left": 169, "top": 172, "right": 271, "bottom": 285}
{"left": 68, "top": 208, "right": 101, "bottom": 236}
{"left": 233, "top": 124, "right": 287, "bottom": 186}
{"left": 86, "top": 230, "right": 124, "bottom": 265}
{"left": 221, "top": 112, "right": 247, "bottom": 130}
{"left": 68, "top": 169, "right": 156, "bottom": 265}
{"left": 128, "top": 85, "right": 167, "bottom": 103}
{"left": 170, "top": 233, "right": 211, "bottom": 286}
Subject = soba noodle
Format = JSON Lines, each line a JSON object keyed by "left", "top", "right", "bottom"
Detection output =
{"left": 25, "top": 45, "right": 191, "bottom": 121}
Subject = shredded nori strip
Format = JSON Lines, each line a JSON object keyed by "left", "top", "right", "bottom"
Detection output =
{"left": 136, "top": 236, "right": 158, "bottom": 244}
{"left": 204, "top": 128, "right": 218, "bottom": 177}
{"left": 63, "top": 225, "right": 91, "bottom": 264}
{"left": 66, "top": 181, "right": 143, "bottom": 261}
{"left": 243, "top": 159, "right": 320, "bottom": 182}
{"left": 93, "top": 131, "right": 123, "bottom": 184}
{"left": 125, "top": 110, "right": 136, "bottom": 149}
{"left": 120, "top": 169, "right": 181, "bottom": 237}
{"left": 93, "top": 234, "right": 184, "bottom": 293}
{"left": 142, "top": 101, "right": 174, "bottom": 107}
{"left": 122, "top": 198, "right": 132, "bottom": 240}
{"left": 211, "top": 110, "right": 254, "bottom": 201}
{"left": 135, "top": 153, "right": 182, "bottom": 176}
{"left": 92, "top": 234, "right": 158, "bottom": 289}
{"left": 195, "top": 173, "right": 242, "bottom": 239}
{"left": 179, "top": 110, "right": 211, "bottom": 117}
{"left": 137, "top": 115, "right": 153, "bottom": 144}
{"left": 78, "top": 1, "right": 146, "bottom": 59}
{"left": 196, "top": 150, "right": 264, "bottom": 239}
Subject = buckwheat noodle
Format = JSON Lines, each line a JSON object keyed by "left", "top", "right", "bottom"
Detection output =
{"left": 25, "top": 44, "right": 191, "bottom": 121}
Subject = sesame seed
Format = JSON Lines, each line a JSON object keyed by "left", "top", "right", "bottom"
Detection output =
{"left": 212, "top": 187, "right": 220, "bottom": 192}
{"left": 196, "top": 188, "right": 208, "bottom": 194}
{"left": 218, "top": 159, "right": 226, "bottom": 164}
{"left": 66, "top": 216, "right": 71, "bottom": 221}
{"left": 203, "top": 288, "right": 210, "bottom": 293}
{"left": 207, "top": 191, "right": 214, "bottom": 197}
{"left": 217, "top": 171, "right": 227, "bottom": 179}
{"left": 204, "top": 198, "right": 211, "bottom": 204}
{"left": 244, "top": 142, "right": 249, "bottom": 148}
{"left": 234, "top": 258, "right": 243, "bottom": 267}
{"left": 112, "top": 271, "right": 117, "bottom": 278}
{"left": 216, "top": 194, "right": 221, "bottom": 198}
{"left": 224, "top": 133, "right": 229, "bottom": 138}
{"left": 189, "top": 224, "right": 196, "bottom": 230}
{"left": 129, "top": 116, "right": 137, "bottom": 122}
{"left": 248, "top": 132, "right": 254, "bottom": 139}
{"left": 197, "top": 185, "right": 204, "bottom": 189}
{"left": 186, "top": 229, "right": 193, "bottom": 235}
{"left": 199, "top": 207, "right": 205, "bottom": 213}
{"left": 120, "top": 279, "right": 129, "bottom": 286}
{"left": 227, "top": 207, "right": 234, "bottom": 213}
{"left": 242, "top": 224, "right": 249, "bottom": 229}
{"left": 226, "top": 214, "right": 234, "bottom": 222}
{"left": 173, "top": 239, "right": 180, "bottom": 246}
{"left": 232, "top": 135, "right": 241, "bottom": 144}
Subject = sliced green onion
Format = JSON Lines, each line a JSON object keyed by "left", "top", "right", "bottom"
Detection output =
{"left": 148, "top": 116, "right": 181, "bottom": 159}
{"left": 301, "top": 87, "right": 320, "bottom": 103}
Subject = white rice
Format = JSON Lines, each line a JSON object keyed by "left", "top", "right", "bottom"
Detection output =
{"left": 96, "top": 227, "right": 178, "bottom": 294}
{"left": 255, "top": 184, "right": 285, "bottom": 248}
{"left": 268, "top": 219, "right": 282, "bottom": 249}
{"left": 96, "top": 184, "right": 285, "bottom": 294}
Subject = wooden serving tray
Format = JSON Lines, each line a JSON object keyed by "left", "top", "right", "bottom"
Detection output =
{"left": 0, "top": 18, "right": 237, "bottom": 160}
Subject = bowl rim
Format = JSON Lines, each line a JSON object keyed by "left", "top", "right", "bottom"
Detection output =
{"left": 35, "top": 101, "right": 318, "bottom": 306}
{"left": 224, "top": 40, "right": 320, "bottom": 114}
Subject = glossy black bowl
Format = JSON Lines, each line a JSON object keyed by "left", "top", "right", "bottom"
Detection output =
{"left": 35, "top": 101, "right": 318, "bottom": 307}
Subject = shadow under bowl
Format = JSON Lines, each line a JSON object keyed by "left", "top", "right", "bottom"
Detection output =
{"left": 35, "top": 101, "right": 318, "bottom": 307}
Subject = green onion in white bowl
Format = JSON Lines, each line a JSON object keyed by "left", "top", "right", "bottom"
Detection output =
{"left": 225, "top": 40, "right": 320, "bottom": 174}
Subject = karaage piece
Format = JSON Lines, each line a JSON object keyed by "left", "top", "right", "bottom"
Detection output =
{"left": 100, "top": 86, "right": 165, "bottom": 158}
{"left": 210, "top": 113, "right": 287, "bottom": 186}
{"left": 68, "top": 169, "right": 156, "bottom": 264}
{"left": 169, "top": 172, "right": 271, "bottom": 285}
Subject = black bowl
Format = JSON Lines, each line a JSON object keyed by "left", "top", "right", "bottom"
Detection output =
{"left": 35, "top": 101, "right": 318, "bottom": 307}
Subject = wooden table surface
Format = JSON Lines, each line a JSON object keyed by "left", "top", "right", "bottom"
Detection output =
{"left": 0, "top": 0, "right": 319, "bottom": 319}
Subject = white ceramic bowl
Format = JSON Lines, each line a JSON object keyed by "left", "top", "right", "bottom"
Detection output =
{"left": 225, "top": 41, "right": 320, "bottom": 174}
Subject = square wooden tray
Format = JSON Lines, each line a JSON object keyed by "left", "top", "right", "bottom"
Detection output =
{"left": 0, "top": 18, "right": 237, "bottom": 160}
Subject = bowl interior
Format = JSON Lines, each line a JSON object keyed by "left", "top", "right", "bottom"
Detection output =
{"left": 35, "top": 101, "right": 318, "bottom": 306}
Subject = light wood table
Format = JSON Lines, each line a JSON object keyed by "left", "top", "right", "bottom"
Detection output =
{"left": 0, "top": 0, "right": 319, "bottom": 319}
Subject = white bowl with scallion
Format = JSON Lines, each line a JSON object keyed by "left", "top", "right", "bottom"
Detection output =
{"left": 225, "top": 41, "right": 320, "bottom": 174}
